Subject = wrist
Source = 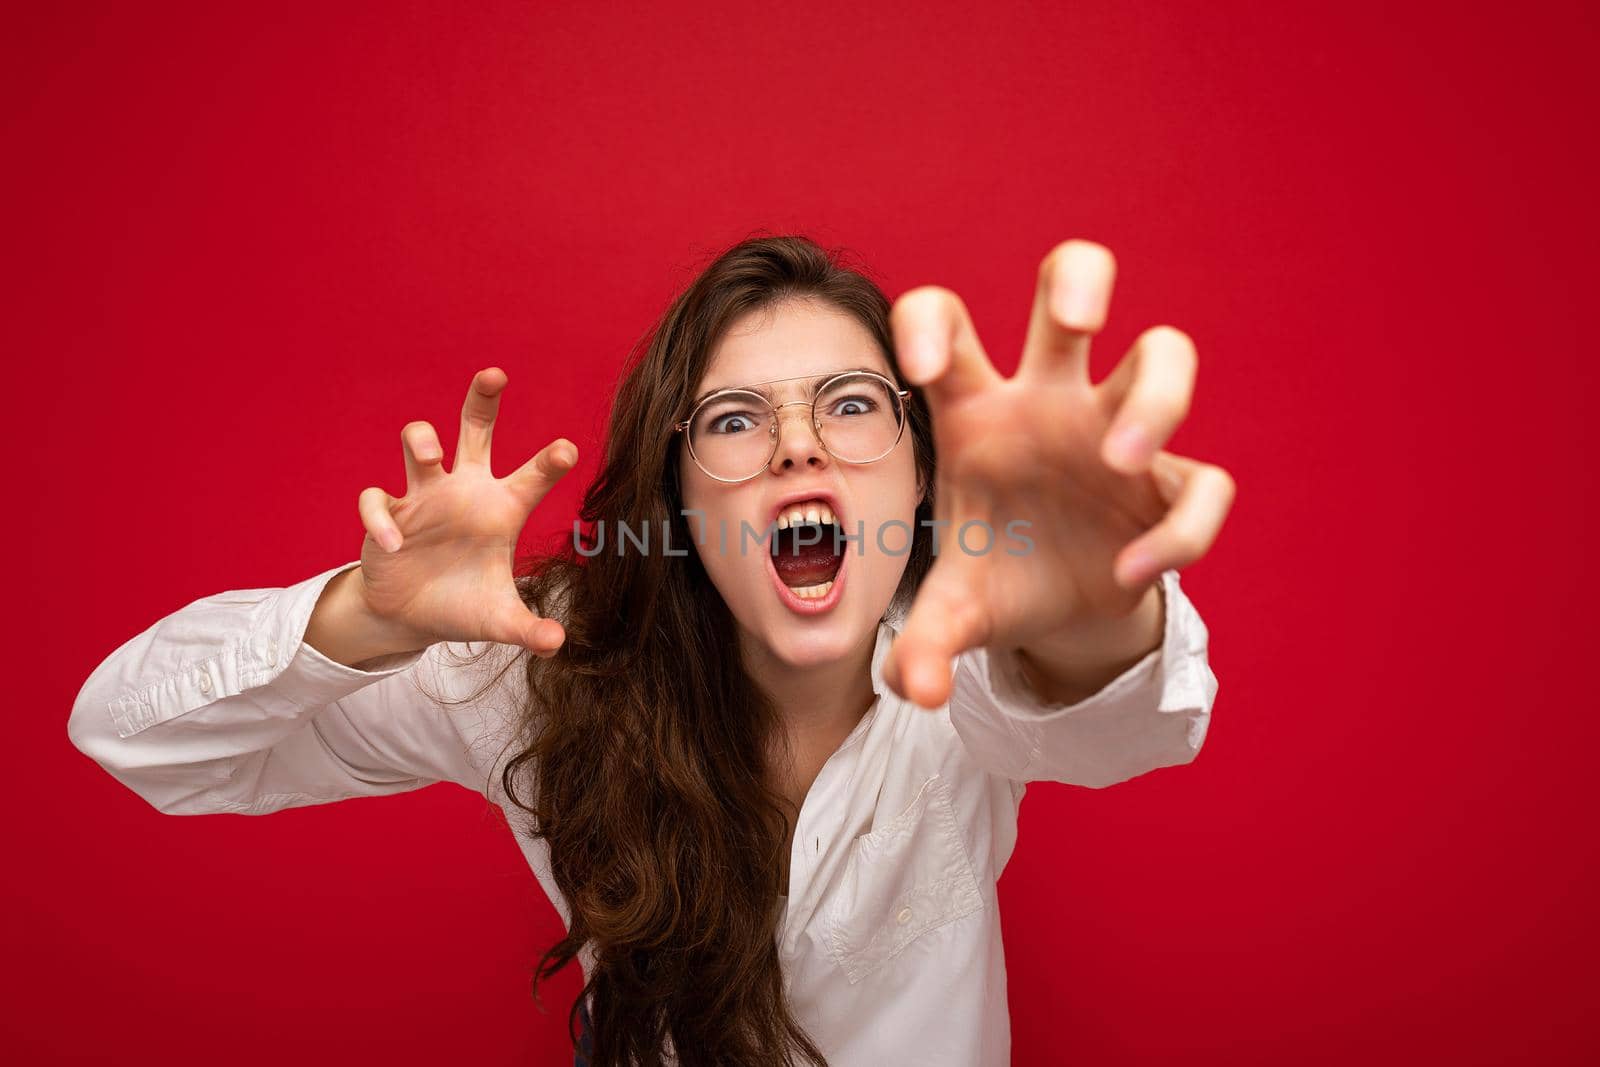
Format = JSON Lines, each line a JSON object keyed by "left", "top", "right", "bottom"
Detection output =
{"left": 305, "top": 566, "right": 431, "bottom": 668}
{"left": 1011, "top": 579, "right": 1166, "bottom": 705}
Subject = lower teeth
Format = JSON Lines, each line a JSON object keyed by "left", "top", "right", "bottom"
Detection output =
{"left": 789, "top": 579, "right": 834, "bottom": 600}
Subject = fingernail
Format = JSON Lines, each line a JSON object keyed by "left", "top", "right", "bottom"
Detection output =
{"left": 379, "top": 531, "right": 401, "bottom": 553}
{"left": 903, "top": 336, "right": 940, "bottom": 385}
{"left": 1118, "top": 548, "right": 1155, "bottom": 586}
{"left": 1105, "top": 423, "right": 1152, "bottom": 471}
{"left": 1054, "top": 281, "right": 1100, "bottom": 328}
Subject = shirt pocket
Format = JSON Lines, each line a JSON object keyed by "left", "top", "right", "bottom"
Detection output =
{"left": 823, "top": 772, "right": 985, "bottom": 985}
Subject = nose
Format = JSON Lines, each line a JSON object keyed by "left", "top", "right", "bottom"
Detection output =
{"left": 766, "top": 400, "right": 829, "bottom": 474}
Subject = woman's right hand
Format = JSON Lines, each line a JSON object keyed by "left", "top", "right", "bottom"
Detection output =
{"left": 352, "top": 367, "right": 577, "bottom": 658}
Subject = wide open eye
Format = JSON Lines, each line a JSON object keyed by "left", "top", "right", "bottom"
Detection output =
{"left": 693, "top": 391, "right": 770, "bottom": 437}
{"left": 824, "top": 393, "right": 879, "bottom": 417}
{"left": 815, "top": 374, "right": 903, "bottom": 463}
{"left": 707, "top": 411, "right": 762, "bottom": 434}
{"left": 687, "top": 389, "right": 777, "bottom": 481}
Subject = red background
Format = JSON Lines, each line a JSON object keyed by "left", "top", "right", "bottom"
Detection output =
{"left": 8, "top": 1, "right": 1596, "bottom": 1063}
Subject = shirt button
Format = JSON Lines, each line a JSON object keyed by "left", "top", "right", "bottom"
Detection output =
{"left": 896, "top": 906, "right": 912, "bottom": 925}
{"left": 197, "top": 672, "right": 213, "bottom": 695}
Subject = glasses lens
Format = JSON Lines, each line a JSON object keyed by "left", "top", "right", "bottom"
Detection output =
{"left": 689, "top": 390, "right": 773, "bottom": 480}
{"left": 815, "top": 373, "right": 903, "bottom": 462}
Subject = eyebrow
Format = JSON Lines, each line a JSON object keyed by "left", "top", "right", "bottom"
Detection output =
{"left": 690, "top": 366, "right": 887, "bottom": 407}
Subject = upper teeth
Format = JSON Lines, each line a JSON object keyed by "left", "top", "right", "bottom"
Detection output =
{"left": 776, "top": 500, "right": 837, "bottom": 530}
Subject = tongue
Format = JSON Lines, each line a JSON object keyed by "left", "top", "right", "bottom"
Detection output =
{"left": 772, "top": 531, "right": 842, "bottom": 587}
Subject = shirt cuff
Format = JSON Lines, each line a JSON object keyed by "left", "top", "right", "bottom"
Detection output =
{"left": 107, "top": 560, "right": 428, "bottom": 740}
{"left": 250, "top": 560, "right": 430, "bottom": 707}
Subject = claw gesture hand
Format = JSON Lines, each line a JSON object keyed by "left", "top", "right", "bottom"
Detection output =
{"left": 881, "top": 241, "right": 1236, "bottom": 709}
{"left": 351, "top": 368, "right": 578, "bottom": 657}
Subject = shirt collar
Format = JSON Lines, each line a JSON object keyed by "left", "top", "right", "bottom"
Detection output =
{"left": 869, "top": 615, "right": 901, "bottom": 702}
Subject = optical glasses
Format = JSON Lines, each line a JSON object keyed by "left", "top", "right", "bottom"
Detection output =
{"left": 674, "top": 370, "right": 913, "bottom": 484}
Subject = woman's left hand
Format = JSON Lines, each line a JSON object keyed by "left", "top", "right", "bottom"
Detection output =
{"left": 881, "top": 239, "right": 1236, "bottom": 710}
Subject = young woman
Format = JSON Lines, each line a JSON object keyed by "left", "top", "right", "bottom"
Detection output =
{"left": 69, "top": 235, "right": 1234, "bottom": 1066}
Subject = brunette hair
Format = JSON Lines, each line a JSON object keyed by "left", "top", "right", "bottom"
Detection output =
{"left": 457, "top": 233, "right": 937, "bottom": 1065}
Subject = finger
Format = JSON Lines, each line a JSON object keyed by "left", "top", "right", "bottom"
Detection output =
{"left": 401, "top": 420, "right": 446, "bottom": 494}
{"left": 357, "top": 486, "right": 404, "bottom": 553}
{"left": 1094, "top": 326, "right": 1198, "bottom": 475}
{"left": 890, "top": 286, "right": 1002, "bottom": 407}
{"left": 883, "top": 558, "right": 994, "bottom": 710}
{"left": 504, "top": 436, "right": 579, "bottom": 510}
{"left": 1017, "top": 240, "right": 1117, "bottom": 384}
{"left": 455, "top": 367, "right": 509, "bottom": 470}
{"left": 1147, "top": 449, "right": 1190, "bottom": 505}
{"left": 487, "top": 601, "right": 567, "bottom": 656}
{"left": 1113, "top": 456, "right": 1236, "bottom": 587}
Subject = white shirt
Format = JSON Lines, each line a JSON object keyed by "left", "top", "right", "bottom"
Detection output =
{"left": 68, "top": 561, "right": 1217, "bottom": 1065}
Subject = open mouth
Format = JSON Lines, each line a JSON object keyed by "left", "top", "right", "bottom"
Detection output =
{"left": 771, "top": 522, "right": 844, "bottom": 596}
{"left": 765, "top": 500, "right": 846, "bottom": 613}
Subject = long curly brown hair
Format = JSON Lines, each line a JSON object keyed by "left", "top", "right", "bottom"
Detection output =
{"left": 457, "top": 234, "right": 937, "bottom": 1065}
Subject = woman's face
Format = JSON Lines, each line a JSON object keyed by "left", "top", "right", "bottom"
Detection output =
{"left": 678, "top": 298, "right": 921, "bottom": 671}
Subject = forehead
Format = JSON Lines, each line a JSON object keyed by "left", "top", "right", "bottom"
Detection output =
{"left": 695, "top": 299, "right": 891, "bottom": 400}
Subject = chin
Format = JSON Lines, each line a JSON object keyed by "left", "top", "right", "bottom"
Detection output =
{"left": 719, "top": 542, "right": 895, "bottom": 669}
{"left": 756, "top": 616, "right": 866, "bottom": 668}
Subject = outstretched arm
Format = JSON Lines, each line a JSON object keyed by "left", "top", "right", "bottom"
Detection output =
{"left": 948, "top": 568, "right": 1216, "bottom": 788}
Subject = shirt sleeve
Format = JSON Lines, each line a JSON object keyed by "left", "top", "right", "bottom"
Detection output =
{"left": 946, "top": 568, "right": 1217, "bottom": 788}
{"left": 67, "top": 560, "right": 527, "bottom": 815}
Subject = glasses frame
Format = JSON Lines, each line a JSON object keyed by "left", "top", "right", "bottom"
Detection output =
{"left": 674, "top": 370, "right": 914, "bottom": 484}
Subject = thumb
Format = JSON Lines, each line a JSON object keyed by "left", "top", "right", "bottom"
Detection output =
{"left": 489, "top": 602, "right": 566, "bottom": 657}
{"left": 885, "top": 565, "right": 991, "bottom": 710}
